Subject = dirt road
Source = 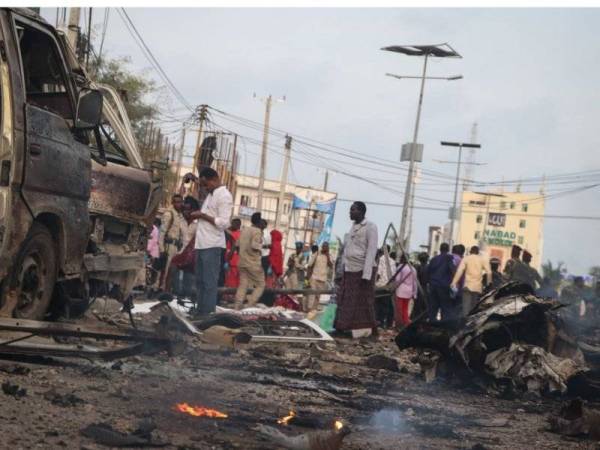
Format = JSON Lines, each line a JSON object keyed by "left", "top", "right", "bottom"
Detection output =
{"left": 0, "top": 305, "right": 595, "bottom": 449}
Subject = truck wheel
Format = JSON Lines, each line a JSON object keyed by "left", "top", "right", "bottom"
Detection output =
{"left": 2, "top": 223, "right": 57, "bottom": 320}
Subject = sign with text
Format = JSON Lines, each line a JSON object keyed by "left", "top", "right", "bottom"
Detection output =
{"left": 488, "top": 212, "right": 506, "bottom": 227}
{"left": 483, "top": 229, "right": 516, "bottom": 247}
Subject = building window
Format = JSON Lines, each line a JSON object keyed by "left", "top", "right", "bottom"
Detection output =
{"left": 519, "top": 219, "right": 526, "bottom": 228}
{"left": 474, "top": 231, "right": 480, "bottom": 239}
{"left": 500, "top": 201, "right": 507, "bottom": 209}
{"left": 476, "top": 215, "right": 483, "bottom": 224}
{"left": 283, "top": 202, "right": 290, "bottom": 214}
{"left": 510, "top": 202, "right": 515, "bottom": 209}
{"left": 240, "top": 195, "right": 250, "bottom": 207}
{"left": 522, "top": 203, "right": 528, "bottom": 212}
{"left": 518, "top": 236, "right": 524, "bottom": 245}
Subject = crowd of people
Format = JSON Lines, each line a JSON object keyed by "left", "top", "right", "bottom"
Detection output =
{"left": 332, "top": 200, "right": 599, "bottom": 336}
{"left": 144, "top": 174, "right": 598, "bottom": 332}
{"left": 145, "top": 167, "right": 333, "bottom": 316}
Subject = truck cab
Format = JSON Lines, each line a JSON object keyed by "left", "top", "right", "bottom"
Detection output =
{"left": 0, "top": 8, "right": 161, "bottom": 319}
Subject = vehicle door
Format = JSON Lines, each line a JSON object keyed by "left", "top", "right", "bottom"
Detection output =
{"left": 11, "top": 14, "right": 91, "bottom": 275}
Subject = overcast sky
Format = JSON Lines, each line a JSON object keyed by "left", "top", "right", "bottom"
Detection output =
{"left": 41, "top": 7, "right": 600, "bottom": 275}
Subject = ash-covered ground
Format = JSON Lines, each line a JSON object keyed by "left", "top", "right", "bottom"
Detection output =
{"left": 0, "top": 299, "right": 597, "bottom": 450}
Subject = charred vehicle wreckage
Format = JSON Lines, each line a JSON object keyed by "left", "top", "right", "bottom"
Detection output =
{"left": 0, "top": 8, "right": 161, "bottom": 321}
{"left": 396, "top": 281, "right": 600, "bottom": 439}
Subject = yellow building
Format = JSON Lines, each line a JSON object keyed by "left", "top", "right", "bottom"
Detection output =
{"left": 456, "top": 191, "right": 544, "bottom": 269}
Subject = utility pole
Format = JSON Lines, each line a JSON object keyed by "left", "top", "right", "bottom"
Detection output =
{"left": 323, "top": 170, "right": 329, "bottom": 191}
{"left": 66, "top": 7, "right": 81, "bottom": 52}
{"left": 193, "top": 105, "right": 208, "bottom": 173}
{"left": 175, "top": 126, "right": 186, "bottom": 193}
{"left": 85, "top": 7, "right": 93, "bottom": 71}
{"left": 257, "top": 95, "right": 272, "bottom": 212}
{"left": 440, "top": 140, "right": 482, "bottom": 246}
{"left": 275, "top": 135, "right": 292, "bottom": 230}
{"left": 255, "top": 93, "right": 285, "bottom": 212}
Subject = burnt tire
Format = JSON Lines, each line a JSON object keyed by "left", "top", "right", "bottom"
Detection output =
{"left": 1, "top": 223, "right": 57, "bottom": 320}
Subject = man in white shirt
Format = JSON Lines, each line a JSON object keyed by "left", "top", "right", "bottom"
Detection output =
{"left": 260, "top": 219, "right": 271, "bottom": 275}
{"left": 190, "top": 167, "right": 233, "bottom": 315}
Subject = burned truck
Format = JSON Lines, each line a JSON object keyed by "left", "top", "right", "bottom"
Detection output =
{"left": 0, "top": 8, "right": 161, "bottom": 319}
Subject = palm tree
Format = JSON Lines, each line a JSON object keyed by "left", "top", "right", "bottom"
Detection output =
{"left": 589, "top": 266, "right": 600, "bottom": 283}
{"left": 541, "top": 260, "right": 567, "bottom": 284}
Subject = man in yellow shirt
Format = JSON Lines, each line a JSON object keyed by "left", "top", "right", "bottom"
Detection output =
{"left": 234, "top": 212, "right": 265, "bottom": 309}
{"left": 451, "top": 245, "right": 491, "bottom": 317}
{"left": 305, "top": 242, "right": 333, "bottom": 312}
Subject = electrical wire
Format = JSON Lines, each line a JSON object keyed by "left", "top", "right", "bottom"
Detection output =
{"left": 117, "top": 8, "right": 193, "bottom": 113}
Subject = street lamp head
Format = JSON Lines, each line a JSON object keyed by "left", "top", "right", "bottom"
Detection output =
{"left": 447, "top": 75, "right": 463, "bottom": 81}
{"left": 381, "top": 43, "right": 462, "bottom": 58}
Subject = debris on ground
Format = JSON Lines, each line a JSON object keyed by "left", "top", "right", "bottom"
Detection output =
{"left": 397, "top": 282, "right": 599, "bottom": 396}
{"left": 80, "top": 422, "right": 169, "bottom": 448}
{"left": 255, "top": 422, "right": 350, "bottom": 450}
{"left": 365, "top": 354, "right": 400, "bottom": 372}
{"left": 43, "top": 389, "right": 85, "bottom": 407}
{"left": 547, "top": 398, "right": 600, "bottom": 440}
{"left": 2, "top": 381, "right": 26, "bottom": 399}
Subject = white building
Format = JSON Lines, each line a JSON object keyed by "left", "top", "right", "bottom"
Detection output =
{"left": 233, "top": 174, "right": 337, "bottom": 255}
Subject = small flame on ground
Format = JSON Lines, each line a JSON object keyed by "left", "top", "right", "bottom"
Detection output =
{"left": 175, "top": 402, "right": 228, "bottom": 418}
{"left": 277, "top": 410, "right": 296, "bottom": 425}
{"left": 334, "top": 420, "right": 344, "bottom": 430}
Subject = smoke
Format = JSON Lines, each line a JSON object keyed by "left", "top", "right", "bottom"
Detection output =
{"left": 368, "top": 409, "right": 409, "bottom": 433}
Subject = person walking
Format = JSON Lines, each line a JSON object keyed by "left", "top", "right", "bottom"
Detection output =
{"left": 158, "top": 194, "right": 186, "bottom": 291}
{"left": 451, "top": 246, "right": 491, "bottom": 316}
{"left": 426, "top": 243, "right": 456, "bottom": 321}
{"left": 375, "top": 246, "right": 396, "bottom": 329}
{"left": 334, "top": 201, "right": 378, "bottom": 335}
{"left": 411, "top": 252, "right": 429, "bottom": 320}
{"left": 191, "top": 167, "right": 233, "bottom": 315}
{"left": 224, "top": 218, "right": 242, "bottom": 289}
{"left": 305, "top": 242, "right": 333, "bottom": 312}
{"left": 268, "top": 229, "right": 284, "bottom": 280}
{"left": 511, "top": 250, "right": 542, "bottom": 290}
{"left": 504, "top": 245, "right": 522, "bottom": 279}
{"left": 234, "top": 212, "right": 265, "bottom": 309}
{"left": 285, "top": 242, "right": 308, "bottom": 289}
{"left": 393, "top": 253, "right": 418, "bottom": 327}
{"left": 260, "top": 219, "right": 272, "bottom": 276}
{"left": 487, "top": 257, "right": 505, "bottom": 290}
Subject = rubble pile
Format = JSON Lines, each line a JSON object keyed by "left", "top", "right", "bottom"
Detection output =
{"left": 396, "top": 282, "right": 599, "bottom": 396}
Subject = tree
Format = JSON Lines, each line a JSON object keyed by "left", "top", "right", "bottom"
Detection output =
{"left": 541, "top": 260, "right": 567, "bottom": 285}
{"left": 89, "top": 55, "right": 159, "bottom": 139}
{"left": 589, "top": 266, "right": 600, "bottom": 282}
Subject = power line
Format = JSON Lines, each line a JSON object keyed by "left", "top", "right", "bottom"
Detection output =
{"left": 336, "top": 198, "right": 600, "bottom": 221}
{"left": 117, "top": 8, "right": 193, "bottom": 113}
{"left": 208, "top": 105, "right": 600, "bottom": 189}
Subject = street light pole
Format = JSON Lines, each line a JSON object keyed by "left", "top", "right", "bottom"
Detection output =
{"left": 382, "top": 43, "right": 462, "bottom": 253}
{"left": 398, "top": 53, "right": 428, "bottom": 251}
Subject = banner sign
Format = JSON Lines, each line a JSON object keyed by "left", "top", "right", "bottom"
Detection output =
{"left": 488, "top": 212, "right": 506, "bottom": 227}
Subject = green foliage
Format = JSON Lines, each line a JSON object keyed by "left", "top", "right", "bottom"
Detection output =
{"left": 589, "top": 266, "right": 600, "bottom": 281}
{"left": 541, "top": 260, "right": 567, "bottom": 284}
{"left": 89, "top": 55, "right": 159, "bottom": 139}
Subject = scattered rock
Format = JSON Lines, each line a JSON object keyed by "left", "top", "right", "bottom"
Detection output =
{"left": 2, "top": 381, "right": 27, "bottom": 399}
{"left": 81, "top": 423, "right": 169, "bottom": 447}
{"left": 366, "top": 354, "right": 399, "bottom": 372}
{"left": 44, "top": 389, "right": 85, "bottom": 407}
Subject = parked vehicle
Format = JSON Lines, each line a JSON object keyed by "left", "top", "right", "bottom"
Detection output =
{"left": 0, "top": 8, "right": 161, "bottom": 319}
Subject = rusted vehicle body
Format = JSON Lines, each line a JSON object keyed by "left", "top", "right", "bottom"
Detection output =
{"left": 0, "top": 8, "right": 160, "bottom": 319}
